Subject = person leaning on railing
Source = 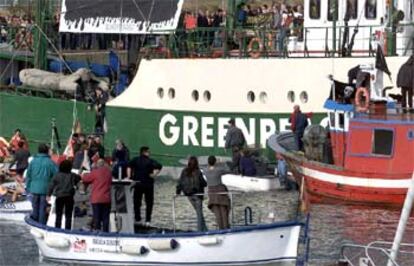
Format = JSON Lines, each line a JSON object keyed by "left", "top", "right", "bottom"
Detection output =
{"left": 204, "top": 156, "right": 231, "bottom": 230}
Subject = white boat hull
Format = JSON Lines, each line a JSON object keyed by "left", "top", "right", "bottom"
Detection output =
{"left": 26, "top": 217, "right": 306, "bottom": 265}
{"left": 0, "top": 200, "right": 32, "bottom": 222}
{"left": 222, "top": 174, "right": 280, "bottom": 192}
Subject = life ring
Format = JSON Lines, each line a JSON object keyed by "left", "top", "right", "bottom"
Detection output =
{"left": 248, "top": 37, "right": 263, "bottom": 58}
{"left": 355, "top": 87, "right": 370, "bottom": 112}
{"left": 266, "top": 33, "right": 273, "bottom": 49}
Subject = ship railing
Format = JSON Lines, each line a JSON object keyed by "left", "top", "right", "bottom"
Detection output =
{"left": 339, "top": 241, "right": 414, "bottom": 266}
{"left": 145, "top": 23, "right": 414, "bottom": 59}
{"left": 171, "top": 191, "right": 242, "bottom": 233}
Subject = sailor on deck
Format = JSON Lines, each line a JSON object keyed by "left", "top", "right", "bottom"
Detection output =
{"left": 225, "top": 118, "right": 246, "bottom": 174}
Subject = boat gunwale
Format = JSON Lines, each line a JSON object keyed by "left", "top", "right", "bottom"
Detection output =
{"left": 25, "top": 216, "right": 304, "bottom": 239}
{"left": 39, "top": 255, "right": 299, "bottom": 265}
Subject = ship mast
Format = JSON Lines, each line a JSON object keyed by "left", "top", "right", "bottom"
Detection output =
{"left": 33, "top": 0, "right": 50, "bottom": 70}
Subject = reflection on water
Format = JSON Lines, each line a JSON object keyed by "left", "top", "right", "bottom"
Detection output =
{"left": 0, "top": 177, "right": 413, "bottom": 266}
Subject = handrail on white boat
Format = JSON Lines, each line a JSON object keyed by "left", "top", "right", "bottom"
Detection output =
{"left": 172, "top": 191, "right": 244, "bottom": 233}
{"left": 339, "top": 241, "right": 414, "bottom": 266}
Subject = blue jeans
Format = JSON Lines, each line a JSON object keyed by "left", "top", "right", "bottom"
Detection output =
{"left": 188, "top": 196, "right": 208, "bottom": 232}
{"left": 31, "top": 194, "right": 48, "bottom": 224}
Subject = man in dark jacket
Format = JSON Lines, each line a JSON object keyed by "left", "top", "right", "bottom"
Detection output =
{"left": 127, "top": 146, "right": 162, "bottom": 226}
{"left": 225, "top": 118, "right": 246, "bottom": 173}
{"left": 26, "top": 144, "right": 58, "bottom": 224}
{"left": 47, "top": 160, "right": 81, "bottom": 229}
{"left": 397, "top": 55, "right": 414, "bottom": 113}
{"left": 290, "top": 105, "right": 309, "bottom": 151}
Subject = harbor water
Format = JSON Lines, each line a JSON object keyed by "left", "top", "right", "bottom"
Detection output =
{"left": 1, "top": 177, "right": 413, "bottom": 266}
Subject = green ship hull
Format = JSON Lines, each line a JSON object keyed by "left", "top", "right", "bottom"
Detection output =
{"left": 0, "top": 92, "right": 325, "bottom": 166}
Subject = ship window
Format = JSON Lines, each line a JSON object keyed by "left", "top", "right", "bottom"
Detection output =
{"left": 327, "top": 0, "right": 338, "bottom": 21}
{"left": 157, "top": 88, "right": 164, "bottom": 98}
{"left": 309, "top": 0, "right": 321, "bottom": 19}
{"left": 168, "top": 88, "right": 175, "bottom": 99}
{"left": 365, "top": 0, "right": 377, "bottom": 19}
{"left": 338, "top": 113, "right": 345, "bottom": 129}
{"left": 329, "top": 113, "right": 335, "bottom": 128}
{"left": 372, "top": 129, "right": 393, "bottom": 156}
{"left": 345, "top": 0, "right": 358, "bottom": 20}
{"left": 203, "top": 91, "right": 211, "bottom": 102}
{"left": 192, "top": 90, "right": 199, "bottom": 101}
{"left": 247, "top": 91, "right": 255, "bottom": 103}
{"left": 300, "top": 91, "right": 308, "bottom": 103}
{"left": 287, "top": 91, "right": 295, "bottom": 103}
{"left": 259, "top": 92, "right": 268, "bottom": 103}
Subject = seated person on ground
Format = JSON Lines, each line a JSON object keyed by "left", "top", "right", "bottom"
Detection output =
{"left": 0, "top": 174, "right": 24, "bottom": 202}
{"left": 239, "top": 149, "right": 257, "bottom": 176}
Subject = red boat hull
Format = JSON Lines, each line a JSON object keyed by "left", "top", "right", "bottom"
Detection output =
{"left": 286, "top": 157, "right": 411, "bottom": 208}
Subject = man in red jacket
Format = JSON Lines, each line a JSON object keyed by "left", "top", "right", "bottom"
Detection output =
{"left": 82, "top": 159, "right": 112, "bottom": 232}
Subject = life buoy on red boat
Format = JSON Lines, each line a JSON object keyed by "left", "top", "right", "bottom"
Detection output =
{"left": 355, "top": 87, "right": 370, "bottom": 112}
{"left": 248, "top": 37, "right": 263, "bottom": 58}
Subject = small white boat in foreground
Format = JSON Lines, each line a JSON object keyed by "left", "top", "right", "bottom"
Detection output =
{"left": 26, "top": 180, "right": 310, "bottom": 265}
{"left": 27, "top": 217, "right": 309, "bottom": 265}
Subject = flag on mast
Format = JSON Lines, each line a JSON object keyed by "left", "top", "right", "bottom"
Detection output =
{"left": 375, "top": 44, "right": 392, "bottom": 80}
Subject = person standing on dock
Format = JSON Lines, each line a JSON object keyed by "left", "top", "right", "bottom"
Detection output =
{"left": 127, "top": 146, "right": 162, "bottom": 227}
{"left": 176, "top": 156, "right": 208, "bottom": 232}
{"left": 26, "top": 144, "right": 58, "bottom": 224}
{"left": 289, "top": 105, "right": 309, "bottom": 151}
{"left": 82, "top": 159, "right": 112, "bottom": 232}
{"left": 225, "top": 118, "right": 246, "bottom": 174}
{"left": 204, "top": 155, "right": 231, "bottom": 230}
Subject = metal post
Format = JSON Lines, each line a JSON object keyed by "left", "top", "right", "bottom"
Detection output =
{"left": 331, "top": 0, "right": 337, "bottom": 57}
{"left": 230, "top": 192, "right": 234, "bottom": 226}
{"left": 387, "top": 173, "right": 414, "bottom": 266}
{"left": 172, "top": 196, "right": 176, "bottom": 233}
{"left": 34, "top": 0, "right": 49, "bottom": 70}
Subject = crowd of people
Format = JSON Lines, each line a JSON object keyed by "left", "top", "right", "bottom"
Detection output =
{"left": 177, "top": 2, "right": 304, "bottom": 56}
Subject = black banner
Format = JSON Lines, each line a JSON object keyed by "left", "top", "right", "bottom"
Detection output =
{"left": 60, "top": 0, "right": 184, "bottom": 34}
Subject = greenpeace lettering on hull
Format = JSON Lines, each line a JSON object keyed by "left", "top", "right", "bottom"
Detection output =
{"left": 159, "top": 113, "right": 295, "bottom": 148}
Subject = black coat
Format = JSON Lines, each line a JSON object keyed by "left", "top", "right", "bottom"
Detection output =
{"left": 397, "top": 56, "right": 414, "bottom": 88}
{"left": 48, "top": 172, "right": 81, "bottom": 198}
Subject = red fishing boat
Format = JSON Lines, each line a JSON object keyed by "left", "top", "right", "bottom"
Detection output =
{"left": 268, "top": 59, "right": 414, "bottom": 208}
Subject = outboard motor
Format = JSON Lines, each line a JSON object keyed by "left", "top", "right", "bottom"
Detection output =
{"left": 303, "top": 125, "right": 327, "bottom": 162}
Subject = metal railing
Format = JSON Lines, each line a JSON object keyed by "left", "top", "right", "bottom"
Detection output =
{"left": 339, "top": 241, "right": 414, "bottom": 266}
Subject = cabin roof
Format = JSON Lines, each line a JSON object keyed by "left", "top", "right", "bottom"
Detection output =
{"left": 324, "top": 99, "right": 354, "bottom": 112}
{"left": 352, "top": 113, "right": 414, "bottom": 125}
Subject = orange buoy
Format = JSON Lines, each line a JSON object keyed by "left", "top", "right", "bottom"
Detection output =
{"left": 248, "top": 37, "right": 263, "bottom": 58}
{"left": 355, "top": 87, "right": 370, "bottom": 112}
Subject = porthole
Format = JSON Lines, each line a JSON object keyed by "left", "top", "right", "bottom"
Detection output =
{"left": 203, "top": 91, "right": 211, "bottom": 102}
{"left": 287, "top": 91, "right": 295, "bottom": 103}
{"left": 300, "top": 91, "right": 308, "bottom": 103}
{"left": 247, "top": 91, "right": 255, "bottom": 103}
{"left": 192, "top": 90, "right": 199, "bottom": 101}
{"left": 259, "top": 92, "right": 268, "bottom": 103}
{"left": 157, "top": 87, "right": 164, "bottom": 98}
{"left": 168, "top": 88, "right": 175, "bottom": 99}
